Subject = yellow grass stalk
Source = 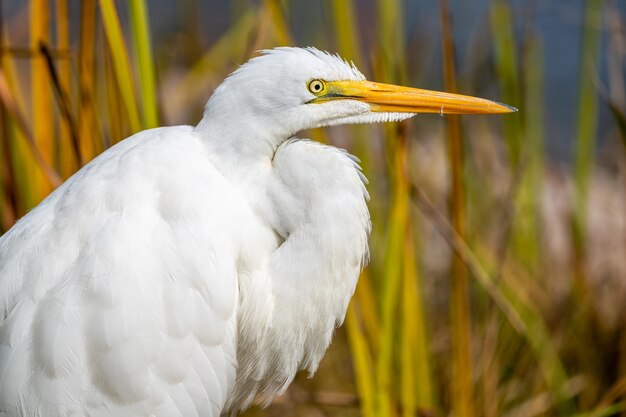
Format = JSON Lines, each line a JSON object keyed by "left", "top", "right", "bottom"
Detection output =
{"left": 39, "top": 44, "right": 83, "bottom": 171}
{"left": 0, "top": 70, "right": 62, "bottom": 189}
{"left": 399, "top": 228, "right": 433, "bottom": 417}
{"left": 248, "top": 0, "right": 292, "bottom": 54}
{"left": 129, "top": 0, "right": 159, "bottom": 129}
{"left": 346, "top": 268, "right": 379, "bottom": 417}
{"left": 0, "top": 19, "right": 20, "bottom": 225}
{"left": 78, "top": 0, "right": 100, "bottom": 160}
{"left": 346, "top": 301, "right": 377, "bottom": 417}
{"left": 330, "top": 0, "right": 362, "bottom": 64}
{"left": 2, "top": 18, "right": 48, "bottom": 213}
{"left": 401, "top": 229, "right": 434, "bottom": 416}
{"left": 103, "top": 45, "right": 124, "bottom": 144}
{"left": 400, "top": 239, "right": 417, "bottom": 417}
{"left": 439, "top": 2, "right": 473, "bottom": 417}
{"left": 29, "top": 0, "right": 54, "bottom": 205}
{"left": 0, "top": 112, "right": 16, "bottom": 230}
{"left": 55, "top": 0, "right": 76, "bottom": 178}
{"left": 261, "top": 0, "right": 292, "bottom": 47}
{"left": 374, "top": 0, "right": 409, "bottom": 415}
{"left": 0, "top": 99, "right": 15, "bottom": 229}
{"left": 99, "top": 0, "right": 142, "bottom": 134}
{"left": 354, "top": 269, "right": 380, "bottom": 353}
{"left": 377, "top": 130, "right": 410, "bottom": 417}
{"left": 377, "top": 0, "right": 403, "bottom": 75}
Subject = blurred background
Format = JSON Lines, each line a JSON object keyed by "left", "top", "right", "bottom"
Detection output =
{"left": 0, "top": 0, "right": 625, "bottom": 416}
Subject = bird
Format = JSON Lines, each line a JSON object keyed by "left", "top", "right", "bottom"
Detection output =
{"left": 0, "top": 47, "right": 514, "bottom": 417}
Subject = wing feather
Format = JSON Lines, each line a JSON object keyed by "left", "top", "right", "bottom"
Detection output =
{"left": 0, "top": 126, "right": 245, "bottom": 417}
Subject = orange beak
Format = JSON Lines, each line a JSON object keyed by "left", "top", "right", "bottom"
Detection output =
{"left": 311, "top": 80, "right": 516, "bottom": 115}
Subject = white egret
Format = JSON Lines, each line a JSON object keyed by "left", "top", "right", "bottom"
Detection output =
{"left": 0, "top": 47, "right": 513, "bottom": 417}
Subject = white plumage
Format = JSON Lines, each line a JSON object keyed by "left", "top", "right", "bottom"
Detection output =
{"left": 0, "top": 47, "right": 513, "bottom": 417}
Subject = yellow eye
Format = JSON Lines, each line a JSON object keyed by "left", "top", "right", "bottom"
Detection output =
{"left": 307, "top": 79, "right": 326, "bottom": 95}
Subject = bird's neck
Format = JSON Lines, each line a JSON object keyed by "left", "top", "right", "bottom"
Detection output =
{"left": 195, "top": 101, "right": 295, "bottom": 176}
{"left": 195, "top": 120, "right": 273, "bottom": 171}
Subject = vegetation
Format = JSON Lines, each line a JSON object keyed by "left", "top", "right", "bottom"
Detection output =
{"left": 1, "top": 1, "right": 625, "bottom": 416}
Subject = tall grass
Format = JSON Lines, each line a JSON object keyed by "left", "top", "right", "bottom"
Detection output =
{"left": 129, "top": 0, "right": 159, "bottom": 129}
{"left": 439, "top": 2, "right": 473, "bottom": 417}
{"left": 29, "top": 0, "right": 54, "bottom": 205}
{"left": 573, "top": 0, "right": 602, "bottom": 290}
{"left": 99, "top": 0, "right": 141, "bottom": 133}
{"left": 1, "top": 2, "right": 625, "bottom": 417}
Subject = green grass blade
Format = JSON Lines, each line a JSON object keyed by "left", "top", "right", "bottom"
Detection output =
{"left": 377, "top": 0, "right": 404, "bottom": 82}
{"left": 490, "top": 0, "right": 522, "bottom": 168}
{"left": 129, "top": 0, "right": 159, "bottom": 129}
{"left": 99, "top": 0, "right": 142, "bottom": 133}
{"left": 374, "top": 0, "right": 408, "bottom": 414}
{"left": 377, "top": 141, "right": 409, "bottom": 417}
{"left": 571, "top": 402, "right": 626, "bottom": 417}
{"left": 511, "top": 31, "right": 544, "bottom": 272}
{"left": 401, "top": 232, "right": 435, "bottom": 413}
{"left": 0, "top": 29, "right": 28, "bottom": 218}
{"left": 330, "top": 0, "right": 362, "bottom": 63}
{"left": 573, "top": 0, "right": 602, "bottom": 253}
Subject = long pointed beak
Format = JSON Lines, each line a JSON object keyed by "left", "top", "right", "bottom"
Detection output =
{"left": 314, "top": 80, "right": 516, "bottom": 114}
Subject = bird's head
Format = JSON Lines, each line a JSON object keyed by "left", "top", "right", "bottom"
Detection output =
{"left": 201, "top": 47, "right": 515, "bottom": 143}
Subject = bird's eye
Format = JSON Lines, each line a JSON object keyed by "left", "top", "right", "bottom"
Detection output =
{"left": 307, "top": 79, "right": 326, "bottom": 95}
